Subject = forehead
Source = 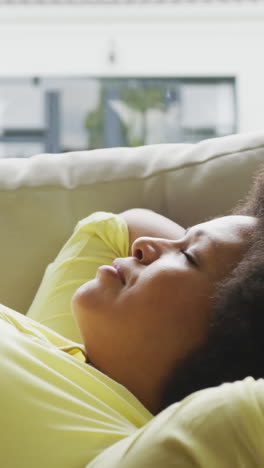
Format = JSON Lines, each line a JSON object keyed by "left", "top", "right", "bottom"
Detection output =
{"left": 187, "top": 216, "right": 257, "bottom": 280}
{"left": 195, "top": 215, "right": 256, "bottom": 240}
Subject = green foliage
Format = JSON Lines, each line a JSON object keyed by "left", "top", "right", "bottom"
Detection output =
{"left": 85, "top": 90, "right": 105, "bottom": 150}
{"left": 84, "top": 84, "right": 164, "bottom": 149}
{"left": 120, "top": 87, "right": 164, "bottom": 113}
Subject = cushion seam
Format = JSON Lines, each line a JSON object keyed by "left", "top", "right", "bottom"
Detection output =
{"left": 0, "top": 143, "right": 264, "bottom": 191}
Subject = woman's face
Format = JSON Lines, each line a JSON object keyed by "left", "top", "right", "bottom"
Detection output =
{"left": 72, "top": 215, "right": 256, "bottom": 412}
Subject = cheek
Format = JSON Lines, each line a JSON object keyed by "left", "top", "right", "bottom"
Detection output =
{"left": 132, "top": 272, "right": 202, "bottom": 313}
{"left": 140, "top": 276, "right": 212, "bottom": 340}
{"left": 178, "top": 283, "right": 214, "bottom": 350}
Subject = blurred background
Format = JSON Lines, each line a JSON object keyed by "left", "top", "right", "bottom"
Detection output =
{"left": 0, "top": 0, "right": 263, "bottom": 158}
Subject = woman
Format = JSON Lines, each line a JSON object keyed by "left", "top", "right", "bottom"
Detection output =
{"left": 2, "top": 166, "right": 264, "bottom": 468}
{"left": 72, "top": 212, "right": 256, "bottom": 415}
{"left": 71, "top": 165, "right": 264, "bottom": 415}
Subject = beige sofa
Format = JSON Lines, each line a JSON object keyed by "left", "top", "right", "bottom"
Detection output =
{"left": 0, "top": 131, "right": 264, "bottom": 317}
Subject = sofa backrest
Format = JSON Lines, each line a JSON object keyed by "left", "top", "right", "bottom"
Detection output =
{"left": 1, "top": 131, "right": 264, "bottom": 313}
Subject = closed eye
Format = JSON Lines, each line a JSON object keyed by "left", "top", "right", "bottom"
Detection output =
{"left": 181, "top": 250, "right": 197, "bottom": 266}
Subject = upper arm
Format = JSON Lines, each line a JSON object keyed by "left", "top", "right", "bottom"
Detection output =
{"left": 119, "top": 208, "right": 186, "bottom": 255}
{"left": 86, "top": 378, "right": 263, "bottom": 468}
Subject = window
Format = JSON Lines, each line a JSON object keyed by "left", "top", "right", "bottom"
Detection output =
{"left": 0, "top": 77, "right": 236, "bottom": 158}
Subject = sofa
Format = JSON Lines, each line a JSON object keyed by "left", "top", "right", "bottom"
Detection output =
{"left": 1, "top": 131, "right": 264, "bottom": 315}
{"left": 1, "top": 131, "right": 264, "bottom": 467}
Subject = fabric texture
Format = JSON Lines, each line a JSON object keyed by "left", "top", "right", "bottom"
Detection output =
{"left": 87, "top": 377, "right": 264, "bottom": 468}
{"left": 27, "top": 211, "right": 129, "bottom": 343}
{"left": 0, "top": 303, "right": 153, "bottom": 468}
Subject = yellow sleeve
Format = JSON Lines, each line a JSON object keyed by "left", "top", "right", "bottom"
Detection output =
{"left": 0, "top": 303, "right": 151, "bottom": 468}
{"left": 27, "top": 211, "right": 129, "bottom": 343}
{"left": 86, "top": 377, "right": 264, "bottom": 468}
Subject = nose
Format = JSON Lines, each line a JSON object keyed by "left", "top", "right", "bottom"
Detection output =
{"left": 131, "top": 236, "right": 181, "bottom": 265}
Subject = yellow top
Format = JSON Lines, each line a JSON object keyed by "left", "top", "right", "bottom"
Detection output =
{"left": 2, "top": 211, "right": 264, "bottom": 468}
{"left": 87, "top": 376, "right": 264, "bottom": 468}
{"left": 0, "top": 302, "right": 153, "bottom": 468}
{"left": 0, "top": 212, "right": 153, "bottom": 468}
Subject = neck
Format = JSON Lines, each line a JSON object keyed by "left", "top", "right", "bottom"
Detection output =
{"left": 121, "top": 372, "right": 164, "bottom": 416}
{"left": 86, "top": 356, "right": 164, "bottom": 415}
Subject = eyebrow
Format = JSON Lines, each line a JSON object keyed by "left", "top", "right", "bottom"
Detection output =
{"left": 185, "top": 227, "right": 218, "bottom": 264}
{"left": 185, "top": 227, "right": 216, "bottom": 244}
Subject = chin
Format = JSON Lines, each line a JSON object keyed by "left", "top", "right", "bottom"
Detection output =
{"left": 72, "top": 279, "right": 99, "bottom": 311}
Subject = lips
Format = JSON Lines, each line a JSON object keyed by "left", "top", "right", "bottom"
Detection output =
{"left": 112, "top": 260, "right": 126, "bottom": 285}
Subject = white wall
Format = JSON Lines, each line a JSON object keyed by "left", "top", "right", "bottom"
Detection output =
{"left": 0, "top": 4, "right": 264, "bottom": 133}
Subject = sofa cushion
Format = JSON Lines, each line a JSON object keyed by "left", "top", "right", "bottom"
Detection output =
{"left": 0, "top": 131, "right": 264, "bottom": 313}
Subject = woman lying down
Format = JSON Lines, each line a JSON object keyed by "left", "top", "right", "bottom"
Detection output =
{"left": 1, "top": 168, "right": 264, "bottom": 468}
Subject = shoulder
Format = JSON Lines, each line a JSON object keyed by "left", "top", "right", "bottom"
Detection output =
{"left": 88, "top": 378, "right": 264, "bottom": 468}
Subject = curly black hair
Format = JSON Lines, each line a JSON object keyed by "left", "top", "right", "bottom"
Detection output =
{"left": 159, "top": 163, "right": 264, "bottom": 413}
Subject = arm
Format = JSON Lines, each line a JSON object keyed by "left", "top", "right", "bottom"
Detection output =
{"left": 119, "top": 208, "right": 186, "bottom": 256}
{"left": 86, "top": 378, "right": 262, "bottom": 468}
